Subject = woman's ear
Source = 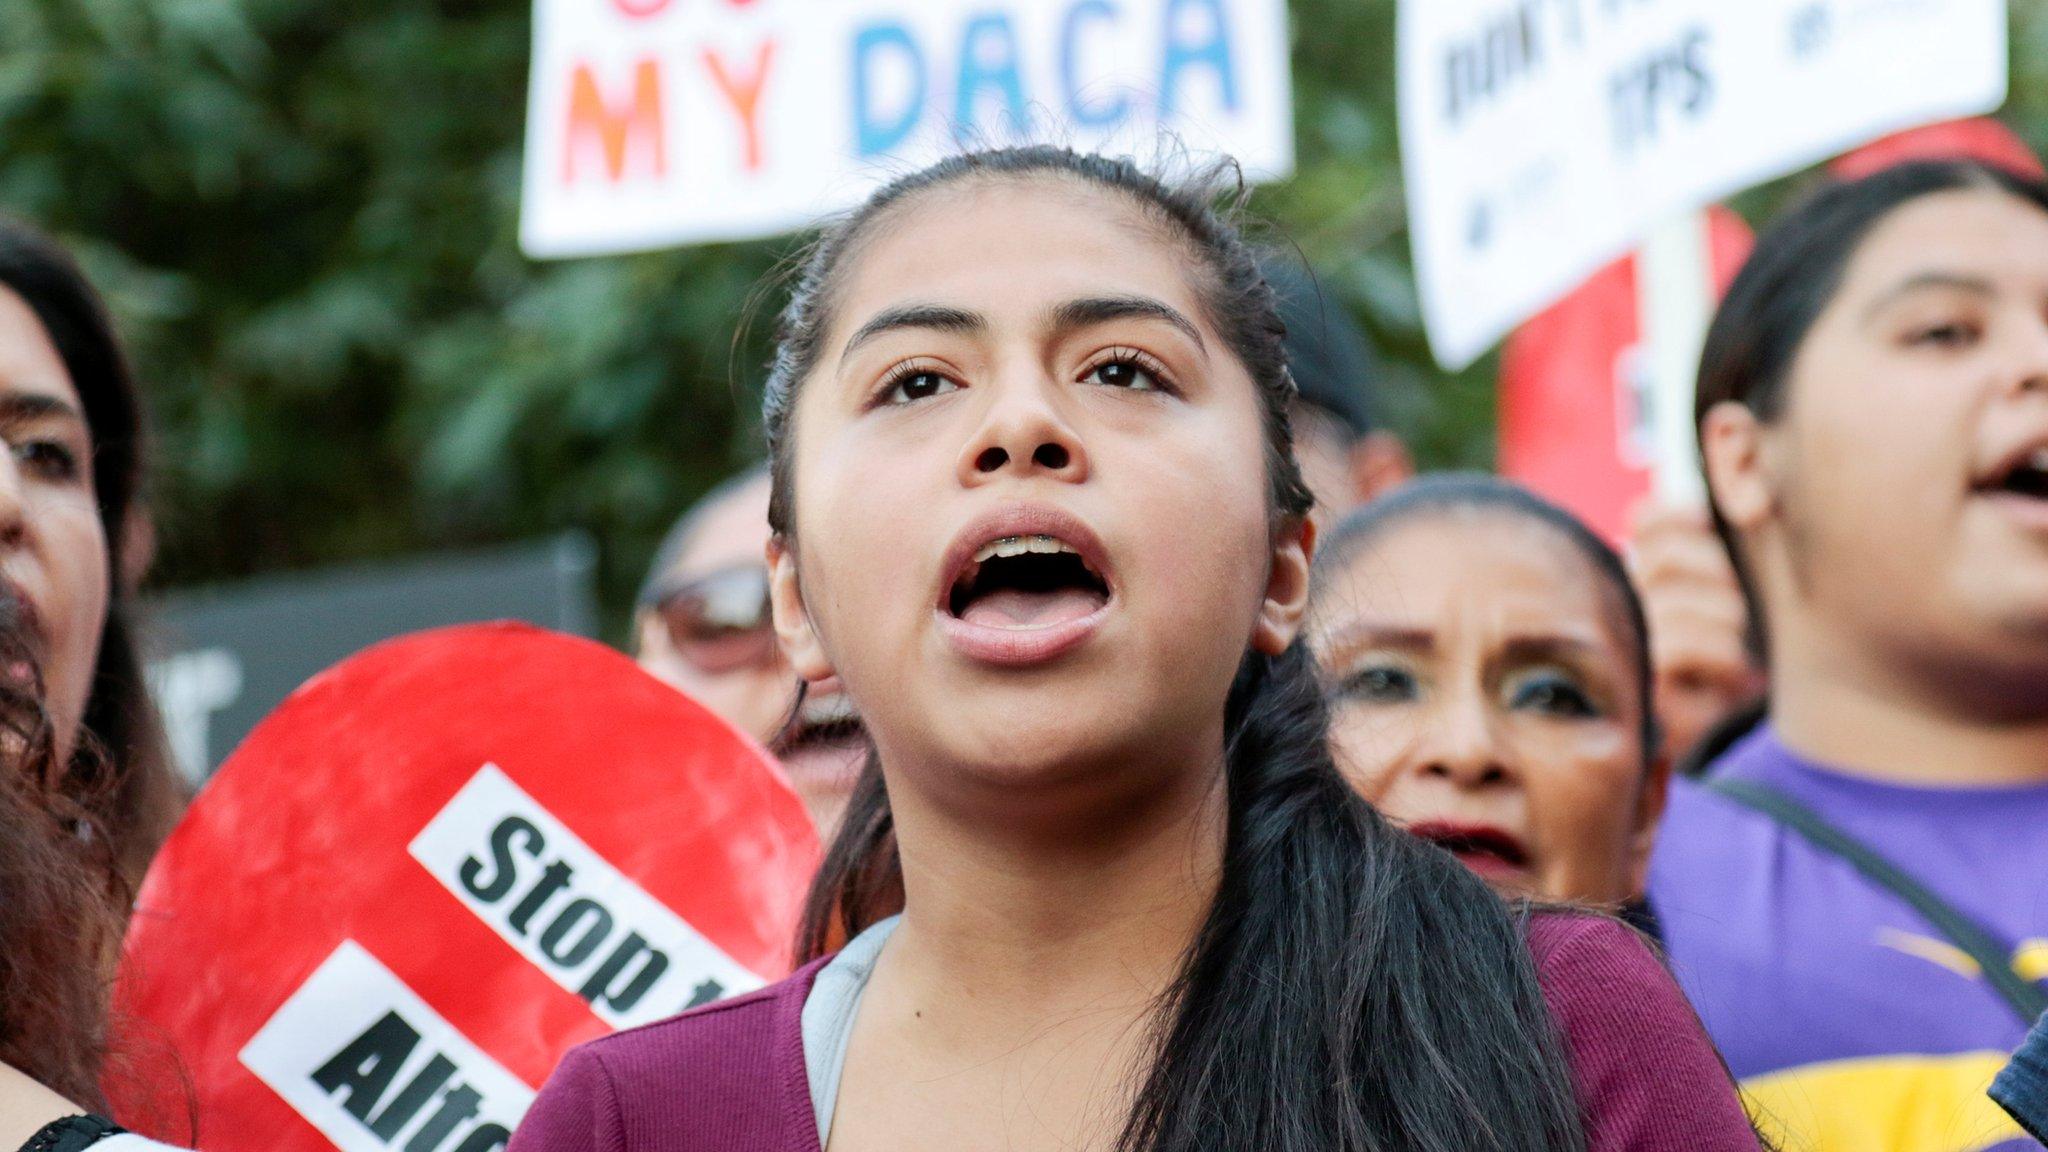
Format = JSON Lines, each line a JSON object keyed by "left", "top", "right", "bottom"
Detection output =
{"left": 120, "top": 504, "right": 156, "bottom": 593}
{"left": 1700, "top": 401, "right": 1776, "bottom": 534}
{"left": 1626, "top": 753, "right": 1674, "bottom": 900}
{"left": 1252, "top": 515, "right": 1316, "bottom": 657}
{"left": 767, "top": 535, "right": 836, "bottom": 683}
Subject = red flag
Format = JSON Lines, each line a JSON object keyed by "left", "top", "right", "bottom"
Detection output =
{"left": 1497, "top": 208, "right": 1754, "bottom": 542}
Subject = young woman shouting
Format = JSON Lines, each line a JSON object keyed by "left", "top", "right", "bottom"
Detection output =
{"left": 511, "top": 147, "right": 1759, "bottom": 1152}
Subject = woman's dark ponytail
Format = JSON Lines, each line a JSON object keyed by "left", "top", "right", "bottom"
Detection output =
{"left": 776, "top": 146, "right": 1587, "bottom": 1152}
{"left": 799, "top": 646, "right": 1587, "bottom": 1151}
{"left": 795, "top": 751, "right": 895, "bottom": 959}
{"left": 1122, "top": 642, "right": 1584, "bottom": 1152}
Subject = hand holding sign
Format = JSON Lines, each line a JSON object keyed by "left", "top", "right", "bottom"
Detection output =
{"left": 111, "top": 623, "right": 820, "bottom": 1152}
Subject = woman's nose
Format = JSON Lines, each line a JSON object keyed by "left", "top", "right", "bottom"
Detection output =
{"left": 1414, "top": 696, "right": 1515, "bottom": 790}
{"left": 957, "top": 376, "right": 1089, "bottom": 487}
{"left": 2004, "top": 314, "right": 2048, "bottom": 398}
{"left": 0, "top": 453, "right": 25, "bottom": 548}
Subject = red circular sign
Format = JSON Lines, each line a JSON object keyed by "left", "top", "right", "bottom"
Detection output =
{"left": 112, "top": 623, "right": 819, "bottom": 1151}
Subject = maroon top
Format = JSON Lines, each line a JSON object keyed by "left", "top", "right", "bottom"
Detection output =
{"left": 508, "top": 914, "right": 1758, "bottom": 1152}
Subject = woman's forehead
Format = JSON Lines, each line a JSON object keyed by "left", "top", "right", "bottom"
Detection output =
{"left": 827, "top": 177, "right": 1211, "bottom": 341}
{"left": 0, "top": 285, "right": 78, "bottom": 411}
{"left": 1834, "top": 188, "right": 2048, "bottom": 306}
{"left": 1330, "top": 513, "right": 1626, "bottom": 640}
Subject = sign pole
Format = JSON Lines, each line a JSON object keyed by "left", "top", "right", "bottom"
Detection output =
{"left": 1635, "top": 210, "right": 1713, "bottom": 506}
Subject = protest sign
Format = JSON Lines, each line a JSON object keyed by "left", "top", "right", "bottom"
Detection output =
{"left": 1399, "top": 0, "right": 2007, "bottom": 369}
{"left": 113, "top": 624, "right": 820, "bottom": 1151}
{"left": 1497, "top": 206, "right": 1752, "bottom": 542}
{"left": 518, "top": 0, "right": 1293, "bottom": 257}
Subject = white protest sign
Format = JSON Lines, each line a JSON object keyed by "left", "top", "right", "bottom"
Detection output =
{"left": 240, "top": 941, "right": 535, "bottom": 1152}
{"left": 520, "top": 0, "right": 1293, "bottom": 258}
{"left": 1399, "top": 0, "right": 2008, "bottom": 370}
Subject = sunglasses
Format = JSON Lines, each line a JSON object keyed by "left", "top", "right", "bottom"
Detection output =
{"left": 645, "top": 565, "right": 777, "bottom": 674}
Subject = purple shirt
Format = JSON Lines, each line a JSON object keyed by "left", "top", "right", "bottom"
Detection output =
{"left": 506, "top": 913, "right": 1758, "bottom": 1152}
{"left": 1650, "top": 725, "right": 2048, "bottom": 1151}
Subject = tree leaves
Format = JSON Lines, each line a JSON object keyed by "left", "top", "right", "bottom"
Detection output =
{"left": 6, "top": 0, "right": 2044, "bottom": 636}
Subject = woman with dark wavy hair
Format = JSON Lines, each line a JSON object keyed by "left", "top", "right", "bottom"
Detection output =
{"left": 0, "top": 219, "right": 181, "bottom": 887}
{"left": 0, "top": 218, "right": 184, "bottom": 1150}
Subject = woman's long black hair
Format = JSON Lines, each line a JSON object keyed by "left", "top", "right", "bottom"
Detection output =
{"left": 0, "top": 219, "right": 181, "bottom": 887}
{"left": 764, "top": 147, "right": 1587, "bottom": 1152}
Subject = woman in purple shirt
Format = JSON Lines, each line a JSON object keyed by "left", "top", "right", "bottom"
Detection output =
{"left": 1652, "top": 158, "right": 2048, "bottom": 1151}
{"left": 511, "top": 147, "right": 1759, "bottom": 1152}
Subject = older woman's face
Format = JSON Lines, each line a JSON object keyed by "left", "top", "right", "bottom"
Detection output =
{"left": 0, "top": 286, "right": 107, "bottom": 764}
{"left": 1310, "top": 512, "right": 1662, "bottom": 905}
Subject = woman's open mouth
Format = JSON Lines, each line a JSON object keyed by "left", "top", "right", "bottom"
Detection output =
{"left": 1973, "top": 441, "right": 2048, "bottom": 532}
{"left": 949, "top": 536, "right": 1110, "bottom": 627}
{"left": 779, "top": 690, "right": 863, "bottom": 752}
{"left": 937, "top": 507, "right": 1115, "bottom": 666}
{"left": 775, "top": 692, "right": 869, "bottom": 791}
{"left": 0, "top": 580, "right": 45, "bottom": 677}
{"left": 1405, "top": 821, "right": 1533, "bottom": 886}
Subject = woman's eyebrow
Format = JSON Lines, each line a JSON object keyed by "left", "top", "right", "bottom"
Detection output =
{"left": 1860, "top": 270, "right": 1996, "bottom": 322}
{"left": 838, "top": 304, "right": 986, "bottom": 367}
{"left": 1048, "top": 295, "right": 1206, "bottom": 353}
{"left": 1325, "top": 621, "right": 1433, "bottom": 656}
{"left": 0, "top": 389, "right": 83, "bottom": 426}
{"left": 1499, "top": 635, "right": 1604, "bottom": 665}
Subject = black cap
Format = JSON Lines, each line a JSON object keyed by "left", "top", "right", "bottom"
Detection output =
{"left": 1261, "top": 255, "right": 1381, "bottom": 439}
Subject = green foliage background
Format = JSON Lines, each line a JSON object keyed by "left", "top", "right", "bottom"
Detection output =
{"left": 4, "top": 0, "right": 2045, "bottom": 636}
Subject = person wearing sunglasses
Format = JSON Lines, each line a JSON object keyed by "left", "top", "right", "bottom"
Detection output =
{"left": 636, "top": 465, "right": 865, "bottom": 837}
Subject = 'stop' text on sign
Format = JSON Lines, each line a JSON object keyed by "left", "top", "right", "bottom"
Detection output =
{"left": 520, "top": 0, "right": 1293, "bottom": 257}
{"left": 1398, "top": 0, "right": 2006, "bottom": 369}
